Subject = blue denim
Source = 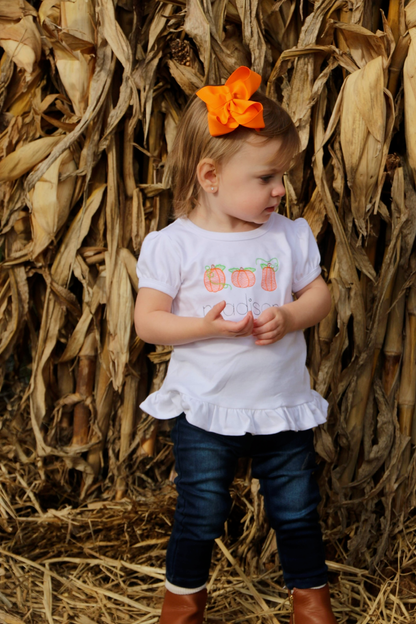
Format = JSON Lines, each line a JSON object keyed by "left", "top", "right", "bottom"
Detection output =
{"left": 166, "top": 415, "right": 328, "bottom": 590}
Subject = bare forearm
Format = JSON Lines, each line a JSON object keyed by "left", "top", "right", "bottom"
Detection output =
{"left": 282, "top": 284, "right": 332, "bottom": 332}
{"left": 135, "top": 311, "right": 209, "bottom": 345}
{"left": 135, "top": 292, "right": 255, "bottom": 346}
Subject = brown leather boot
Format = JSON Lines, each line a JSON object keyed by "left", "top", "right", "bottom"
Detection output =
{"left": 159, "top": 588, "right": 207, "bottom": 624}
{"left": 289, "top": 584, "right": 337, "bottom": 624}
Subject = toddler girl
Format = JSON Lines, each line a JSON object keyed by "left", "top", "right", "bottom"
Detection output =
{"left": 135, "top": 66, "right": 336, "bottom": 624}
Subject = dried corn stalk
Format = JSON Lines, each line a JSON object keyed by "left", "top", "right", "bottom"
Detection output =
{"left": 0, "top": 0, "right": 415, "bottom": 572}
{"left": 404, "top": 28, "right": 416, "bottom": 186}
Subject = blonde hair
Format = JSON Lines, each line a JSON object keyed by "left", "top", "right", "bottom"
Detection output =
{"left": 167, "top": 91, "right": 300, "bottom": 218}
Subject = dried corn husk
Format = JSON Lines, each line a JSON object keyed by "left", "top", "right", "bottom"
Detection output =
{"left": 0, "top": 136, "right": 62, "bottom": 181}
{"left": 60, "top": 0, "right": 95, "bottom": 45}
{"left": 54, "top": 45, "right": 94, "bottom": 117}
{"left": 106, "top": 249, "right": 134, "bottom": 392}
{"left": 52, "top": 0, "right": 95, "bottom": 117}
{"left": 0, "top": 0, "right": 37, "bottom": 21}
{"left": 405, "top": 0, "right": 416, "bottom": 30}
{"left": 86, "top": 321, "right": 114, "bottom": 481}
{"left": 0, "top": 14, "right": 41, "bottom": 78}
{"left": 333, "top": 21, "right": 388, "bottom": 68}
{"left": 339, "top": 55, "right": 393, "bottom": 234}
{"left": 38, "top": 0, "right": 60, "bottom": 25}
{"left": 29, "top": 149, "right": 77, "bottom": 258}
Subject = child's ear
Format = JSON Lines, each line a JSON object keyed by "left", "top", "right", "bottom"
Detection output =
{"left": 196, "top": 158, "right": 218, "bottom": 192}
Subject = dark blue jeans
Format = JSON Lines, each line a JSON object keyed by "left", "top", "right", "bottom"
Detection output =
{"left": 166, "top": 415, "right": 328, "bottom": 590}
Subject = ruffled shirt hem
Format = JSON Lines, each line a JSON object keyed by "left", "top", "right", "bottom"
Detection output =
{"left": 140, "top": 390, "right": 328, "bottom": 436}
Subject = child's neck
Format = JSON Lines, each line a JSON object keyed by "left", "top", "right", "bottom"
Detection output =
{"left": 188, "top": 205, "right": 261, "bottom": 233}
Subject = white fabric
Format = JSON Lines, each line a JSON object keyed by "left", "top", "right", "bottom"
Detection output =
{"left": 137, "top": 213, "right": 328, "bottom": 435}
{"left": 165, "top": 580, "right": 206, "bottom": 595}
{"left": 290, "top": 584, "right": 327, "bottom": 592}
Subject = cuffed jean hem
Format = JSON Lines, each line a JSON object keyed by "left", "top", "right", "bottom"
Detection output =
{"left": 165, "top": 580, "right": 207, "bottom": 595}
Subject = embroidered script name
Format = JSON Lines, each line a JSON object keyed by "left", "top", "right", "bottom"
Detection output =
{"left": 202, "top": 296, "right": 279, "bottom": 318}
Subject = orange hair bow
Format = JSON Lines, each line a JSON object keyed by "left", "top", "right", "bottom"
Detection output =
{"left": 196, "top": 66, "right": 265, "bottom": 137}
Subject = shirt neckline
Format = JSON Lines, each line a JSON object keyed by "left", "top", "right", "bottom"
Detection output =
{"left": 177, "top": 214, "right": 274, "bottom": 240}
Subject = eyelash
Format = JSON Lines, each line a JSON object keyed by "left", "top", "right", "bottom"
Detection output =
{"left": 260, "top": 173, "right": 286, "bottom": 184}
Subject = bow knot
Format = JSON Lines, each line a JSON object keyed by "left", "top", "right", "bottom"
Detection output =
{"left": 196, "top": 66, "right": 265, "bottom": 137}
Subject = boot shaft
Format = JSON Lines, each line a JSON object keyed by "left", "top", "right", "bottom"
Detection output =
{"left": 159, "top": 588, "right": 207, "bottom": 624}
{"left": 289, "top": 585, "right": 337, "bottom": 624}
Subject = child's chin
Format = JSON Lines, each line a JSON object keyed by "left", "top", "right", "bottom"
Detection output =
{"left": 256, "top": 212, "right": 273, "bottom": 221}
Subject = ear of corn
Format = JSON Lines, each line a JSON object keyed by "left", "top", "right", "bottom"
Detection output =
{"left": 52, "top": 0, "right": 95, "bottom": 118}
{"left": 54, "top": 45, "right": 94, "bottom": 118}
{"left": 0, "top": 136, "right": 62, "bottom": 181}
{"left": 106, "top": 249, "right": 134, "bottom": 392}
{"left": 29, "top": 149, "right": 77, "bottom": 258}
{"left": 340, "top": 55, "right": 391, "bottom": 235}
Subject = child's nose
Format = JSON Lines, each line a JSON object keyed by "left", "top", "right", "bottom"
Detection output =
{"left": 272, "top": 181, "right": 285, "bottom": 197}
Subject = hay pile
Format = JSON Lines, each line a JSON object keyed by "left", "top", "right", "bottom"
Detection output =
{"left": 0, "top": 425, "right": 416, "bottom": 623}
{"left": 1, "top": 0, "right": 416, "bottom": 621}
{"left": 0, "top": 443, "right": 416, "bottom": 622}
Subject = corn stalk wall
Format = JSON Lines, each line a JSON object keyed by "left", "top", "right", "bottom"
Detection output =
{"left": 0, "top": 0, "right": 416, "bottom": 571}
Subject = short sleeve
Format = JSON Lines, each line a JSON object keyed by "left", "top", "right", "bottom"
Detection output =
{"left": 136, "top": 231, "right": 181, "bottom": 298}
{"left": 291, "top": 218, "right": 322, "bottom": 292}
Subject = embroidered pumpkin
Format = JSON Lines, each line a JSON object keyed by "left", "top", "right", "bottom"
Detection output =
{"left": 261, "top": 265, "right": 277, "bottom": 291}
{"left": 204, "top": 264, "right": 227, "bottom": 292}
{"left": 256, "top": 257, "right": 279, "bottom": 291}
{"left": 229, "top": 267, "right": 256, "bottom": 288}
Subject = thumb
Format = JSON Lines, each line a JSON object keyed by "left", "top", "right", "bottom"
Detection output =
{"left": 256, "top": 307, "right": 273, "bottom": 326}
{"left": 205, "top": 300, "right": 226, "bottom": 320}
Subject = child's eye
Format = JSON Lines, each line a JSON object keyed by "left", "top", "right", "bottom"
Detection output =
{"left": 260, "top": 175, "right": 273, "bottom": 183}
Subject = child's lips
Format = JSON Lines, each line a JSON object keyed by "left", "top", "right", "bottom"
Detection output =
{"left": 265, "top": 206, "right": 276, "bottom": 212}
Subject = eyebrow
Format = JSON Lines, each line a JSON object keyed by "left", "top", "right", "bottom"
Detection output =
{"left": 255, "top": 164, "right": 286, "bottom": 173}
{"left": 264, "top": 156, "right": 291, "bottom": 169}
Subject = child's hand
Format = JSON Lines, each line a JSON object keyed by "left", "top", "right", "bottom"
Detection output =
{"left": 252, "top": 306, "right": 292, "bottom": 345}
{"left": 203, "top": 301, "right": 254, "bottom": 339}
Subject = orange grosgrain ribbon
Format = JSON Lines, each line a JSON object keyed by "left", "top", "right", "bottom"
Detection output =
{"left": 196, "top": 66, "right": 265, "bottom": 136}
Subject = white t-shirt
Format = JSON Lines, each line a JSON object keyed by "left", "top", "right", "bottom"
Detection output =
{"left": 136, "top": 213, "right": 328, "bottom": 435}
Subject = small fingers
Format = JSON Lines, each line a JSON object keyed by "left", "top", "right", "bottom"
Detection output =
{"left": 253, "top": 322, "right": 276, "bottom": 336}
{"left": 219, "top": 312, "right": 254, "bottom": 337}
{"left": 254, "top": 307, "right": 280, "bottom": 327}
{"left": 254, "top": 328, "right": 285, "bottom": 344}
{"left": 206, "top": 300, "right": 226, "bottom": 320}
{"left": 232, "top": 312, "right": 254, "bottom": 336}
{"left": 235, "top": 324, "right": 254, "bottom": 337}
